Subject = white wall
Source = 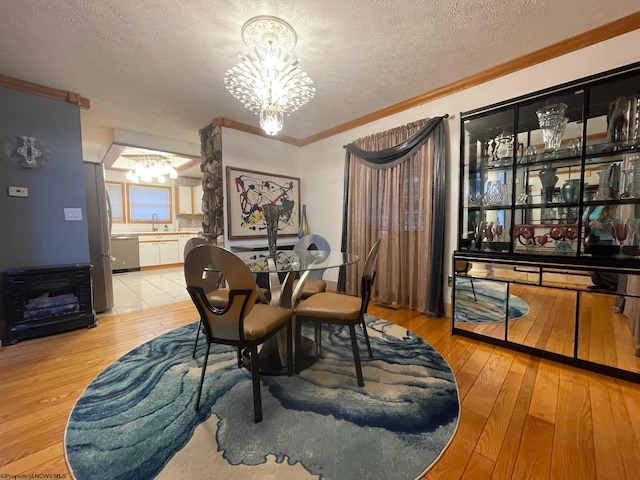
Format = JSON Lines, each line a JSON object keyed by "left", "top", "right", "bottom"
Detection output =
{"left": 113, "top": 129, "right": 201, "bottom": 157}
{"left": 299, "top": 29, "right": 640, "bottom": 295}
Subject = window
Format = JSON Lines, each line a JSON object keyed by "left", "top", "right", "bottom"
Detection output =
{"left": 127, "top": 184, "right": 172, "bottom": 223}
{"left": 106, "top": 182, "right": 125, "bottom": 222}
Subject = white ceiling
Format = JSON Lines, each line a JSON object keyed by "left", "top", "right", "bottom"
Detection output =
{"left": 1, "top": 1, "right": 638, "bottom": 168}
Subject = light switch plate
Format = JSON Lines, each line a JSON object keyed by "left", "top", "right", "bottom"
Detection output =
{"left": 8, "top": 186, "right": 28, "bottom": 197}
{"left": 64, "top": 208, "right": 83, "bottom": 221}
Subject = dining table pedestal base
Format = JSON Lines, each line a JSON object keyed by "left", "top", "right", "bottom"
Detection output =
{"left": 242, "top": 335, "right": 318, "bottom": 376}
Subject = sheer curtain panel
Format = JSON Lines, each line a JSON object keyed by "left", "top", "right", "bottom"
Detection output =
{"left": 339, "top": 116, "right": 446, "bottom": 317}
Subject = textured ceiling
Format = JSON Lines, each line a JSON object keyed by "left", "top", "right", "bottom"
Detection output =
{"left": 0, "top": 1, "right": 639, "bottom": 156}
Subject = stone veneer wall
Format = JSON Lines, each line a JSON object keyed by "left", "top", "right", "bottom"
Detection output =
{"left": 199, "top": 124, "right": 224, "bottom": 245}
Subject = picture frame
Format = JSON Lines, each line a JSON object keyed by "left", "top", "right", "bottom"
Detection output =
{"left": 226, "top": 166, "right": 301, "bottom": 239}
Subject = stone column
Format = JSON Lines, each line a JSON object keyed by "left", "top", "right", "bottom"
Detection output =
{"left": 199, "top": 123, "right": 224, "bottom": 246}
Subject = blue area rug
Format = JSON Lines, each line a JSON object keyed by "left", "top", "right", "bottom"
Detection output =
{"left": 65, "top": 315, "right": 460, "bottom": 480}
{"left": 454, "top": 278, "right": 529, "bottom": 323}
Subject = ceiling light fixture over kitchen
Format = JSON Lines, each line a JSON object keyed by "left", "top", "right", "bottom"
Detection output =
{"left": 125, "top": 154, "right": 178, "bottom": 183}
{"left": 224, "top": 16, "right": 315, "bottom": 136}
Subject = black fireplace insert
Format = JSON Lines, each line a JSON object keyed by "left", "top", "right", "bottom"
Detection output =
{"left": 1, "top": 264, "right": 97, "bottom": 345}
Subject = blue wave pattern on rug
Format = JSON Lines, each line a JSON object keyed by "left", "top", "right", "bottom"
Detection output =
{"left": 454, "top": 278, "right": 529, "bottom": 323}
{"left": 66, "top": 316, "right": 459, "bottom": 480}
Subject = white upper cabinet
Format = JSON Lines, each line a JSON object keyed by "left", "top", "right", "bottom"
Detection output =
{"left": 176, "top": 186, "right": 193, "bottom": 215}
{"left": 192, "top": 185, "right": 203, "bottom": 215}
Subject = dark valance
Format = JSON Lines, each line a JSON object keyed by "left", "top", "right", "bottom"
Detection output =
{"left": 343, "top": 116, "right": 446, "bottom": 168}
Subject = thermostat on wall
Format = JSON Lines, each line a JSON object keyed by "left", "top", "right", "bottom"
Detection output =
{"left": 8, "top": 186, "right": 28, "bottom": 197}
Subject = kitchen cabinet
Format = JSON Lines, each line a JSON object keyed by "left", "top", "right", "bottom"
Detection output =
{"left": 192, "top": 185, "right": 203, "bottom": 215}
{"left": 176, "top": 186, "right": 194, "bottom": 215}
{"left": 138, "top": 235, "right": 180, "bottom": 267}
{"left": 175, "top": 185, "right": 203, "bottom": 216}
{"left": 177, "top": 233, "right": 200, "bottom": 260}
{"left": 453, "top": 61, "right": 640, "bottom": 383}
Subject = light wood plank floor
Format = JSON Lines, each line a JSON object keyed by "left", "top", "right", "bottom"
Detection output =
{"left": 1, "top": 300, "right": 639, "bottom": 479}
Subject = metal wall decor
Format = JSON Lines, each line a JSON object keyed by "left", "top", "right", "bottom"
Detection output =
{"left": 5, "top": 136, "right": 49, "bottom": 168}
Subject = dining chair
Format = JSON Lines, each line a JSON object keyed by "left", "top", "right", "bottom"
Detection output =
{"left": 186, "top": 239, "right": 272, "bottom": 357}
{"left": 293, "top": 234, "right": 331, "bottom": 299}
{"left": 454, "top": 260, "right": 476, "bottom": 301}
{"left": 294, "top": 238, "right": 381, "bottom": 387}
{"left": 185, "top": 244, "right": 293, "bottom": 423}
{"left": 184, "top": 238, "right": 229, "bottom": 357}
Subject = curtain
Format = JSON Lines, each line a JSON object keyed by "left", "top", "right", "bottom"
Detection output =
{"left": 339, "top": 116, "right": 446, "bottom": 317}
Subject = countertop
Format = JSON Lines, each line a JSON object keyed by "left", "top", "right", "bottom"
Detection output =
{"left": 111, "top": 231, "right": 201, "bottom": 238}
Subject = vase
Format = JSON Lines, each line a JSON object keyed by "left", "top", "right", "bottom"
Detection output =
{"left": 538, "top": 165, "right": 558, "bottom": 204}
{"left": 561, "top": 179, "right": 581, "bottom": 204}
{"left": 298, "top": 204, "right": 311, "bottom": 238}
{"left": 607, "top": 94, "right": 640, "bottom": 143}
{"left": 536, "top": 103, "right": 569, "bottom": 152}
{"left": 485, "top": 180, "right": 503, "bottom": 205}
{"left": 263, "top": 204, "right": 282, "bottom": 257}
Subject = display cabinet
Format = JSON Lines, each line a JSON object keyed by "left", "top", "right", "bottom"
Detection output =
{"left": 459, "top": 61, "right": 640, "bottom": 265}
{"left": 453, "top": 61, "right": 640, "bottom": 382}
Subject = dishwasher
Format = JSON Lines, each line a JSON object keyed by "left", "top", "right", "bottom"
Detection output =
{"left": 110, "top": 235, "right": 140, "bottom": 272}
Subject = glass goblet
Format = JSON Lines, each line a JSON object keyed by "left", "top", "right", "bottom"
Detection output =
{"left": 536, "top": 235, "right": 549, "bottom": 247}
{"left": 611, "top": 220, "right": 628, "bottom": 245}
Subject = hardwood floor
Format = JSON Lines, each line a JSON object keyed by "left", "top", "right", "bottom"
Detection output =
{"left": 1, "top": 300, "right": 639, "bottom": 479}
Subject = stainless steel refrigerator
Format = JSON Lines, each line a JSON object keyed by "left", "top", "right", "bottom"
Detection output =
{"left": 83, "top": 161, "right": 114, "bottom": 312}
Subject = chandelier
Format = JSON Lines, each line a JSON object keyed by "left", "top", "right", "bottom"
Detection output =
{"left": 125, "top": 154, "right": 178, "bottom": 183}
{"left": 224, "top": 16, "right": 315, "bottom": 136}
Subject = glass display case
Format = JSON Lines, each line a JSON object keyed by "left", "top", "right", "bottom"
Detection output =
{"left": 454, "top": 61, "right": 640, "bottom": 382}
{"left": 459, "top": 61, "right": 640, "bottom": 265}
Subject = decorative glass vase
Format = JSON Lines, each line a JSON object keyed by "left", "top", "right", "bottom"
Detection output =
{"left": 538, "top": 165, "right": 558, "bottom": 204}
{"left": 561, "top": 179, "right": 581, "bottom": 204}
{"left": 485, "top": 180, "right": 503, "bottom": 205}
{"left": 298, "top": 204, "right": 311, "bottom": 238}
{"left": 536, "top": 103, "right": 569, "bottom": 153}
{"left": 263, "top": 204, "right": 282, "bottom": 257}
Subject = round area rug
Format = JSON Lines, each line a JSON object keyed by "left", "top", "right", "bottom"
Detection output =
{"left": 65, "top": 315, "right": 460, "bottom": 480}
{"left": 454, "top": 278, "right": 529, "bottom": 323}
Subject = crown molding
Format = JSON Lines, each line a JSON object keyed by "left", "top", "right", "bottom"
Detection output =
{"left": 0, "top": 73, "right": 90, "bottom": 108}
{"left": 209, "top": 117, "right": 303, "bottom": 146}
{"left": 217, "top": 12, "right": 640, "bottom": 147}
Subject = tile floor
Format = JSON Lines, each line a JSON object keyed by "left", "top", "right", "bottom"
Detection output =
{"left": 104, "top": 267, "right": 190, "bottom": 316}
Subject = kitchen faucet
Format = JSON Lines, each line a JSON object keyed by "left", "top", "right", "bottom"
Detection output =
{"left": 151, "top": 213, "right": 159, "bottom": 231}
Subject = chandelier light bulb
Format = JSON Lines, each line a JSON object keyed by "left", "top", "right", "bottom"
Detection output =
{"left": 260, "top": 108, "right": 284, "bottom": 136}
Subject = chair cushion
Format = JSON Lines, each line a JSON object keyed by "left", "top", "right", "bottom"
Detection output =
{"left": 206, "top": 288, "right": 229, "bottom": 308}
{"left": 206, "top": 287, "right": 270, "bottom": 308}
{"left": 243, "top": 304, "right": 292, "bottom": 341}
{"left": 293, "top": 278, "right": 327, "bottom": 298}
{"left": 295, "top": 292, "right": 361, "bottom": 322}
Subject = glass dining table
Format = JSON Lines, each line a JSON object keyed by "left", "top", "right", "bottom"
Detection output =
{"left": 232, "top": 248, "right": 360, "bottom": 374}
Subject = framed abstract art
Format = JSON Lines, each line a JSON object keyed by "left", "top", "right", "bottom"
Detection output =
{"left": 226, "top": 166, "right": 300, "bottom": 238}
